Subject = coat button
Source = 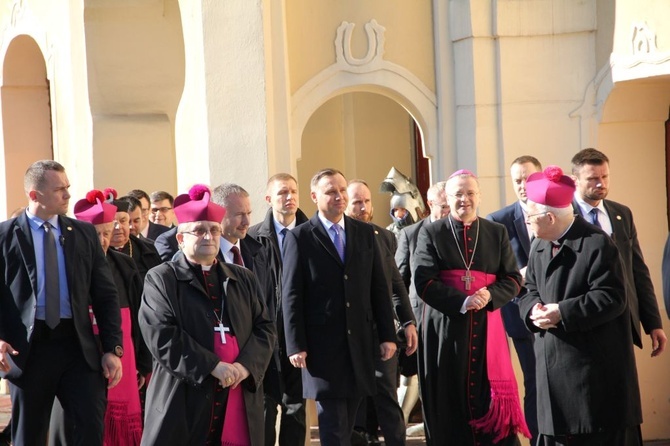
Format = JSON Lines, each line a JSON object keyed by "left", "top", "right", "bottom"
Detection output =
{"left": 346, "top": 302, "right": 350, "bottom": 308}
{"left": 344, "top": 274, "right": 348, "bottom": 280}
{"left": 347, "top": 329, "right": 351, "bottom": 334}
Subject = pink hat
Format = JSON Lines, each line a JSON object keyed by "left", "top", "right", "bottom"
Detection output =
{"left": 526, "top": 166, "right": 575, "bottom": 208}
{"left": 173, "top": 184, "right": 226, "bottom": 224}
{"left": 74, "top": 190, "right": 117, "bottom": 224}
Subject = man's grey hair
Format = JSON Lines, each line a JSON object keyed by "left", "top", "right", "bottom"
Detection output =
{"left": 211, "top": 183, "right": 249, "bottom": 207}
{"left": 427, "top": 181, "right": 447, "bottom": 201}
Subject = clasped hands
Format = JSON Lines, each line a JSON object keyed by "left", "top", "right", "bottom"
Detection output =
{"left": 211, "top": 361, "right": 250, "bottom": 389}
{"left": 464, "top": 287, "right": 491, "bottom": 311}
{"left": 529, "top": 302, "right": 561, "bottom": 330}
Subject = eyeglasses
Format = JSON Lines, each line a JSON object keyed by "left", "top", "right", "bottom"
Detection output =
{"left": 151, "top": 207, "right": 172, "bottom": 214}
{"left": 181, "top": 227, "right": 223, "bottom": 238}
{"left": 526, "top": 211, "right": 549, "bottom": 221}
{"left": 448, "top": 192, "right": 478, "bottom": 200}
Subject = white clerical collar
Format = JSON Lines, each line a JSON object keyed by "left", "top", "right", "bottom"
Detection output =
{"left": 552, "top": 217, "right": 576, "bottom": 244}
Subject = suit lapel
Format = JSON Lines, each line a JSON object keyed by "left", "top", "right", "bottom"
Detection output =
{"left": 14, "top": 214, "right": 38, "bottom": 297}
{"left": 603, "top": 200, "right": 624, "bottom": 240}
{"left": 58, "top": 216, "right": 76, "bottom": 296}
{"left": 310, "top": 214, "right": 343, "bottom": 266}
{"left": 513, "top": 202, "right": 531, "bottom": 259}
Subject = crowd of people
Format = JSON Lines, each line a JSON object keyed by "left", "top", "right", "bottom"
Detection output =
{"left": 0, "top": 147, "right": 666, "bottom": 446}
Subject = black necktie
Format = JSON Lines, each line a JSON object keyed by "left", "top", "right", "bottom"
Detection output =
{"left": 43, "top": 222, "right": 60, "bottom": 328}
{"left": 230, "top": 246, "right": 244, "bottom": 266}
{"left": 590, "top": 208, "right": 602, "bottom": 228}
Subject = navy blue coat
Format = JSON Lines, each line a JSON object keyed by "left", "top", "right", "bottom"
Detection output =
{"left": 281, "top": 214, "right": 396, "bottom": 399}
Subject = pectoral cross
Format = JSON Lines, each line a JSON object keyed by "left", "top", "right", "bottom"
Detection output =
{"left": 214, "top": 323, "right": 231, "bottom": 344}
{"left": 461, "top": 270, "right": 474, "bottom": 291}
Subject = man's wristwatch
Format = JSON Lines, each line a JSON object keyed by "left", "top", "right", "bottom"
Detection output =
{"left": 111, "top": 345, "right": 124, "bottom": 358}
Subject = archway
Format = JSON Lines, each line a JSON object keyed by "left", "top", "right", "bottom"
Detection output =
{"left": 299, "top": 91, "right": 427, "bottom": 228}
{"left": 1, "top": 34, "right": 52, "bottom": 218}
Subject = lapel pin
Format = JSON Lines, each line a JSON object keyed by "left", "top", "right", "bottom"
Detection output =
{"left": 67, "top": 226, "right": 73, "bottom": 231}
{"left": 616, "top": 215, "right": 622, "bottom": 221}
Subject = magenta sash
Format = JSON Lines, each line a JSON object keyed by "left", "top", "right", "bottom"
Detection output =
{"left": 90, "top": 307, "right": 143, "bottom": 446}
{"left": 440, "top": 270, "right": 531, "bottom": 442}
{"left": 213, "top": 333, "right": 250, "bottom": 446}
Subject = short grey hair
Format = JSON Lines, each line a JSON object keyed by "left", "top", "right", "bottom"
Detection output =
{"left": 211, "top": 183, "right": 249, "bottom": 207}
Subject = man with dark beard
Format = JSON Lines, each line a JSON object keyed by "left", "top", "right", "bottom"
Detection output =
{"left": 345, "top": 179, "right": 416, "bottom": 446}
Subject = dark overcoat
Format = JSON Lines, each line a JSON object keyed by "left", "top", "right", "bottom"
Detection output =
{"left": 519, "top": 216, "right": 642, "bottom": 435}
{"left": 573, "top": 199, "right": 664, "bottom": 348}
{"left": 247, "top": 207, "right": 309, "bottom": 402}
{"left": 281, "top": 214, "right": 396, "bottom": 399}
{"left": 0, "top": 213, "right": 122, "bottom": 378}
{"left": 139, "top": 256, "right": 276, "bottom": 446}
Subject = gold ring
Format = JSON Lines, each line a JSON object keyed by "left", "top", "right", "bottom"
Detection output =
{"left": 225, "top": 377, "right": 232, "bottom": 384}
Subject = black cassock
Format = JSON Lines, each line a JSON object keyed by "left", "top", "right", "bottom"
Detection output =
{"left": 414, "top": 217, "right": 522, "bottom": 445}
{"left": 139, "top": 255, "right": 275, "bottom": 446}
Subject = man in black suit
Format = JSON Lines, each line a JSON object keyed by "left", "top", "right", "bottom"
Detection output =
{"left": 346, "top": 179, "right": 417, "bottom": 446}
{"left": 126, "top": 189, "right": 171, "bottom": 241}
{"left": 282, "top": 168, "right": 397, "bottom": 446}
{"left": 486, "top": 155, "right": 541, "bottom": 442}
{"left": 662, "top": 234, "right": 670, "bottom": 319}
{"left": 248, "top": 173, "right": 309, "bottom": 446}
{"left": 0, "top": 160, "right": 123, "bottom": 445}
{"left": 395, "top": 181, "right": 448, "bottom": 429}
{"left": 571, "top": 148, "right": 666, "bottom": 357}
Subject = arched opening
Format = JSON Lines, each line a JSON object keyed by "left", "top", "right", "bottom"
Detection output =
{"left": 84, "top": 0, "right": 185, "bottom": 194}
{"left": 299, "top": 91, "right": 428, "bottom": 227}
{"left": 1, "top": 35, "right": 52, "bottom": 218}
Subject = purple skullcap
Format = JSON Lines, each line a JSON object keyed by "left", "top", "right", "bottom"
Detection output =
{"left": 448, "top": 169, "right": 477, "bottom": 179}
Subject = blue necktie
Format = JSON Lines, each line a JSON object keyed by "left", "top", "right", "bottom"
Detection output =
{"left": 43, "top": 222, "right": 61, "bottom": 328}
{"left": 279, "top": 227, "right": 289, "bottom": 259}
{"left": 330, "top": 225, "right": 345, "bottom": 262}
{"left": 590, "top": 208, "right": 602, "bottom": 228}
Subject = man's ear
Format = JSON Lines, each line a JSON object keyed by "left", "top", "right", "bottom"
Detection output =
{"left": 265, "top": 195, "right": 272, "bottom": 205}
{"left": 28, "top": 190, "right": 38, "bottom": 202}
{"left": 311, "top": 191, "right": 317, "bottom": 203}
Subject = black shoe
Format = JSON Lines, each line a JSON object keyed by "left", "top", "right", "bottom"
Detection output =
{"left": 351, "top": 429, "right": 368, "bottom": 446}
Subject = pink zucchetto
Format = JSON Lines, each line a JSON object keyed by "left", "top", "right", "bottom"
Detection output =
{"left": 526, "top": 165, "right": 576, "bottom": 208}
{"left": 74, "top": 190, "right": 117, "bottom": 224}
{"left": 449, "top": 169, "right": 477, "bottom": 179}
{"left": 173, "top": 184, "right": 226, "bottom": 224}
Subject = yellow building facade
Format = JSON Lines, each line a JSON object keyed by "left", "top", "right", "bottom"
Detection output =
{"left": 0, "top": 0, "right": 669, "bottom": 441}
